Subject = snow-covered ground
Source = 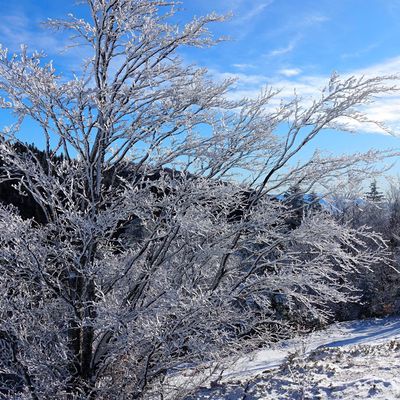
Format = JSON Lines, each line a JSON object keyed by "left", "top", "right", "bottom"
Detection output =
{"left": 188, "top": 316, "right": 400, "bottom": 399}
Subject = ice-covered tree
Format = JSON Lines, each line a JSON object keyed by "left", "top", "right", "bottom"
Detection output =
{"left": 0, "top": 1, "right": 395, "bottom": 398}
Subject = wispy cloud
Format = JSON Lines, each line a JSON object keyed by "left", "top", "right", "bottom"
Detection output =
{"left": 0, "top": 13, "right": 64, "bottom": 54}
{"left": 232, "top": 63, "right": 256, "bottom": 70}
{"left": 211, "top": 56, "right": 400, "bottom": 135}
{"left": 341, "top": 43, "right": 380, "bottom": 60}
{"left": 279, "top": 67, "right": 302, "bottom": 77}
{"left": 302, "top": 14, "right": 330, "bottom": 25}
{"left": 233, "top": 1, "right": 274, "bottom": 24}
{"left": 267, "top": 39, "right": 298, "bottom": 58}
{"left": 0, "top": 11, "right": 91, "bottom": 75}
{"left": 263, "top": 12, "right": 330, "bottom": 41}
{"left": 225, "top": 0, "right": 274, "bottom": 39}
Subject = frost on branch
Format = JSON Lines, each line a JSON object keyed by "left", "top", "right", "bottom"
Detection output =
{"left": 0, "top": 0, "right": 396, "bottom": 398}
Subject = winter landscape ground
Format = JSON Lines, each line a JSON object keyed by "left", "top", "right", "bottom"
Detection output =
{"left": 182, "top": 317, "right": 400, "bottom": 399}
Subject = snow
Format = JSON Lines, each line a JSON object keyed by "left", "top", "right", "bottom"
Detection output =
{"left": 189, "top": 316, "right": 400, "bottom": 399}
{"left": 226, "top": 316, "right": 400, "bottom": 378}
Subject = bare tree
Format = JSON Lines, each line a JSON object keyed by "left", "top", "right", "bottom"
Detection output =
{"left": 0, "top": 1, "right": 395, "bottom": 398}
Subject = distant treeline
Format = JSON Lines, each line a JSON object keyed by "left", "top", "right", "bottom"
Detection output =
{"left": 0, "top": 143, "right": 60, "bottom": 223}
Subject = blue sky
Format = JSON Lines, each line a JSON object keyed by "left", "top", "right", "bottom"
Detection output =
{"left": 1, "top": 0, "right": 400, "bottom": 180}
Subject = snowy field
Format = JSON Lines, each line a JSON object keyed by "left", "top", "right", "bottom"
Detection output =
{"left": 186, "top": 316, "right": 400, "bottom": 399}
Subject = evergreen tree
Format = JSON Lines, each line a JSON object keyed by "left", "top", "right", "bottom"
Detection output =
{"left": 284, "top": 184, "right": 304, "bottom": 229}
{"left": 305, "top": 191, "right": 323, "bottom": 215}
{"left": 366, "top": 180, "right": 385, "bottom": 203}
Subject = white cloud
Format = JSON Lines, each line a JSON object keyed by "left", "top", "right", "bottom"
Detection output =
{"left": 303, "top": 14, "right": 330, "bottom": 25}
{"left": 211, "top": 70, "right": 270, "bottom": 87}
{"left": 232, "top": 63, "right": 256, "bottom": 70}
{"left": 0, "top": 11, "right": 92, "bottom": 76}
{"left": 227, "top": 0, "right": 274, "bottom": 39}
{"left": 232, "top": 0, "right": 274, "bottom": 24}
{"left": 235, "top": 0, "right": 273, "bottom": 24}
{"left": 0, "top": 13, "right": 65, "bottom": 54}
{"left": 353, "top": 56, "right": 400, "bottom": 77}
{"left": 279, "top": 68, "right": 302, "bottom": 77}
{"left": 263, "top": 11, "right": 329, "bottom": 41}
{"left": 267, "top": 40, "right": 297, "bottom": 57}
{"left": 210, "top": 56, "right": 400, "bottom": 135}
{"left": 341, "top": 43, "right": 379, "bottom": 60}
